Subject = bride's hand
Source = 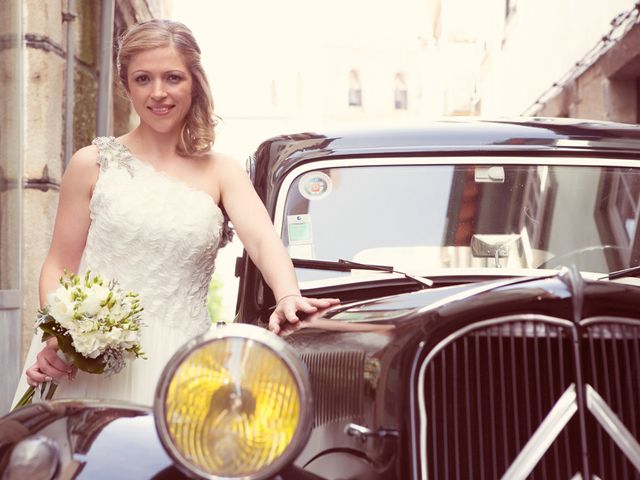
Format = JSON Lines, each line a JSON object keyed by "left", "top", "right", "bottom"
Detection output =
{"left": 268, "top": 295, "right": 340, "bottom": 335}
{"left": 25, "top": 338, "right": 76, "bottom": 386}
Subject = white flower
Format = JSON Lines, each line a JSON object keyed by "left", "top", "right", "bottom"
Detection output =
{"left": 106, "top": 327, "right": 122, "bottom": 342}
{"left": 108, "top": 302, "right": 124, "bottom": 319}
{"left": 76, "top": 318, "right": 98, "bottom": 333}
{"left": 47, "top": 286, "right": 75, "bottom": 327}
{"left": 95, "top": 305, "right": 111, "bottom": 322}
{"left": 72, "top": 331, "right": 105, "bottom": 358}
{"left": 78, "top": 284, "right": 110, "bottom": 316}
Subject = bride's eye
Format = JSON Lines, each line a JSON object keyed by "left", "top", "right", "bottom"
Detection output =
{"left": 167, "top": 74, "right": 183, "bottom": 83}
{"left": 134, "top": 74, "right": 149, "bottom": 84}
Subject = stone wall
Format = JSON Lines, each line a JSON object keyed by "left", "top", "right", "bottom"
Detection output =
{"left": 0, "top": 0, "right": 23, "bottom": 414}
{"left": 19, "top": 0, "right": 164, "bottom": 365}
{"left": 21, "top": 0, "right": 67, "bottom": 366}
{"left": 0, "top": 0, "right": 21, "bottom": 292}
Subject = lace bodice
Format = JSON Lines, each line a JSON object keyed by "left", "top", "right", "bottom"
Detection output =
{"left": 82, "top": 136, "right": 228, "bottom": 337}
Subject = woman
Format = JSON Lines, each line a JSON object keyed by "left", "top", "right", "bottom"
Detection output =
{"left": 14, "top": 19, "right": 338, "bottom": 407}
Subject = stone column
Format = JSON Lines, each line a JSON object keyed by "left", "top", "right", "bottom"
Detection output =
{"left": 21, "top": 0, "right": 66, "bottom": 365}
{"left": 0, "top": 0, "right": 23, "bottom": 414}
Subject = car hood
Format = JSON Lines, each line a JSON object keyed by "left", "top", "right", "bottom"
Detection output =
{"left": 299, "top": 276, "right": 543, "bottom": 327}
{"left": 288, "top": 271, "right": 640, "bottom": 342}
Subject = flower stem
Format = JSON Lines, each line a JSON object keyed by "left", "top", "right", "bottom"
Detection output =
{"left": 12, "top": 386, "right": 35, "bottom": 410}
{"left": 42, "top": 381, "right": 59, "bottom": 400}
{"left": 11, "top": 380, "right": 60, "bottom": 412}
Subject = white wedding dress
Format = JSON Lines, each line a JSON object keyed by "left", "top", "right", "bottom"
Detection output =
{"left": 13, "top": 136, "right": 232, "bottom": 407}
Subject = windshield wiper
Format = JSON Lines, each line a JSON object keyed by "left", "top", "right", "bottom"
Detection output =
{"left": 291, "top": 258, "right": 434, "bottom": 288}
{"left": 605, "top": 265, "right": 640, "bottom": 280}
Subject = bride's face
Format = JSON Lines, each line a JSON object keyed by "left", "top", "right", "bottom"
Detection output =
{"left": 126, "top": 46, "right": 193, "bottom": 135}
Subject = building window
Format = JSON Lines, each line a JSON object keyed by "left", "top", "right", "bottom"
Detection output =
{"left": 270, "top": 79, "right": 278, "bottom": 108}
{"left": 518, "top": 166, "right": 552, "bottom": 248}
{"left": 595, "top": 170, "right": 640, "bottom": 268}
{"left": 394, "top": 74, "right": 408, "bottom": 110}
{"left": 348, "top": 70, "right": 362, "bottom": 107}
{"left": 613, "top": 173, "right": 640, "bottom": 241}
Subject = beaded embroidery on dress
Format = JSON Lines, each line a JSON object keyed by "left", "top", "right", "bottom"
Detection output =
{"left": 14, "top": 136, "right": 231, "bottom": 406}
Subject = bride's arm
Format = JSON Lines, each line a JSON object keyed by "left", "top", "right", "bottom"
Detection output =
{"left": 39, "top": 146, "right": 98, "bottom": 304}
{"left": 26, "top": 146, "right": 99, "bottom": 386}
{"left": 216, "top": 154, "right": 339, "bottom": 334}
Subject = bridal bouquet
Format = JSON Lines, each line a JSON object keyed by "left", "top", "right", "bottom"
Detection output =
{"left": 14, "top": 270, "right": 145, "bottom": 409}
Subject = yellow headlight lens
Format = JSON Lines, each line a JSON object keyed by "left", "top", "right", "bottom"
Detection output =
{"left": 162, "top": 337, "right": 301, "bottom": 477}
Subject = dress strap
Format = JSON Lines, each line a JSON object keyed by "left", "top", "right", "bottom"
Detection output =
{"left": 91, "top": 136, "right": 134, "bottom": 176}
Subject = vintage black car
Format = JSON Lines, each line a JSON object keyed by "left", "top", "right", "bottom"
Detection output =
{"left": 2, "top": 118, "right": 640, "bottom": 480}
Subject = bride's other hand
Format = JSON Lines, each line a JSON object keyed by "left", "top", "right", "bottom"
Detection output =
{"left": 269, "top": 295, "right": 340, "bottom": 335}
{"left": 25, "top": 338, "right": 76, "bottom": 386}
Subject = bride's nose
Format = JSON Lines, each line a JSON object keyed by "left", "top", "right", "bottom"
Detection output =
{"left": 150, "top": 81, "right": 168, "bottom": 100}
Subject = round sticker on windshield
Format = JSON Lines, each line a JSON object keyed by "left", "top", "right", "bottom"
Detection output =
{"left": 298, "top": 172, "right": 332, "bottom": 200}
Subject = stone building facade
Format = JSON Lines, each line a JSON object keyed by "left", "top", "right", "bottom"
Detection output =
{"left": 531, "top": 15, "right": 640, "bottom": 123}
{"left": 427, "top": 0, "right": 640, "bottom": 122}
{"left": 472, "top": 0, "right": 639, "bottom": 122}
{"left": 0, "top": 0, "right": 169, "bottom": 413}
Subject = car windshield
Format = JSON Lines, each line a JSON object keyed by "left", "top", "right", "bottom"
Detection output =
{"left": 278, "top": 161, "right": 640, "bottom": 283}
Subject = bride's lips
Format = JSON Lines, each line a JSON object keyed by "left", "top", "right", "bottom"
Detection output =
{"left": 148, "top": 105, "right": 175, "bottom": 116}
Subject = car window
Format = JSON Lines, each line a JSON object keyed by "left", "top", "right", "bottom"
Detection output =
{"left": 280, "top": 162, "right": 640, "bottom": 281}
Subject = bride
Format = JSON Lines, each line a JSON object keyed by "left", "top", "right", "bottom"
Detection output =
{"left": 14, "top": 19, "right": 338, "bottom": 407}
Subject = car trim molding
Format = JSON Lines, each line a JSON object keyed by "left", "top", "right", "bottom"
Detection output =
{"left": 409, "top": 339, "right": 426, "bottom": 480}
{"left": 580, "top": 316, "right": 640, "bottom": 328}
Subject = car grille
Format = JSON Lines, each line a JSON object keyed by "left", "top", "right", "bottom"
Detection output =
{"left": 300, "top": 350, "right": 365, "bottom": 427}
{"left": 583, "top": 320, "right": 640, "bottom": 480}
{"left": 412, "top": 315, "right": 640, "bottom": 480}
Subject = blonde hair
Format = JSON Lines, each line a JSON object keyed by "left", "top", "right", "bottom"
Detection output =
{"left": 117, "top": 19, "right": 216, "bottom": 156}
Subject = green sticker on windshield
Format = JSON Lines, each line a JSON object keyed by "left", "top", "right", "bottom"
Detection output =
{"left": 288, "top": 214, "right": 313, "bottom": 244}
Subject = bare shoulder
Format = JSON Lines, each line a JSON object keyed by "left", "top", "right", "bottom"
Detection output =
{"left": 207, "top": 151, "right": 246, "bottom": 181}
{"left": 67, "top": 144, "right": 100, "bottom": 171}
{"left": 62, "top": 144, "right": 100, "bottom": 192}
{"left": 209, "top": 151, "right": 243, "bottom": 171}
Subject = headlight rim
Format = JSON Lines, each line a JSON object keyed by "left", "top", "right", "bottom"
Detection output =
{"left": 153, "top": 323, "right": 313, "bottom": 480}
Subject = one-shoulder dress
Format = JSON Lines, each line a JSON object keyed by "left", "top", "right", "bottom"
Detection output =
{"left": 13, "top": 136, "right": 231, "bottom": 407}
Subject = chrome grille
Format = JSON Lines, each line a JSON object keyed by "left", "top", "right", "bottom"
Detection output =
{"left": 416, "top": 316, "right": 578, "bottom": 479}
{"left": 583, "top": 320, "right": 640, "bottom": 479}
{"left": 299, "top": 350, "right": 365, "bottom": 426}
{"left": 414, "top": 315, "right": 640, "bottom": 479}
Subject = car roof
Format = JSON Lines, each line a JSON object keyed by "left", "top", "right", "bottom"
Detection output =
{"left": 239, "top": 118, "right": 640, "bottom": 319}
{"left": 252, "top": 117, "right": 640, "bottom": 188}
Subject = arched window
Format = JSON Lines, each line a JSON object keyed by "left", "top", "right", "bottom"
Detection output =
{"left": 394, "top": 74, "right": 408, "bottom": 110}
{"left": 348, "top": 70, "right": 362, "bottom": 107}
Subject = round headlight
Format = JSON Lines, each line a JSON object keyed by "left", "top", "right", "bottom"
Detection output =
{"left": 154, "top": 324, "right": 312, "bottom": 480}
